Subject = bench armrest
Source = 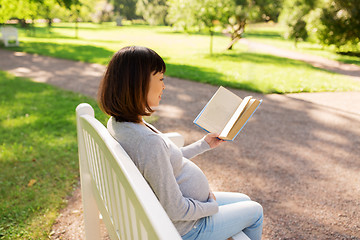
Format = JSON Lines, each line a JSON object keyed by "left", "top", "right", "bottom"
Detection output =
{"left": 163, "top": 132, "right": 184, "bottom": 148}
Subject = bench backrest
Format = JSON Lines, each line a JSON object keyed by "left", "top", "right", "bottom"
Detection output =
{"left": 0, "top": 26, "right": 19, "bottom": 47}
{"left": 76, "top": 103, "right": 181, "bottom": 240}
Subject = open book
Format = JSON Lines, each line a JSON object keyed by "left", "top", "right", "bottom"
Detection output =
{"left": 193, "top": 86, "right": 262, "bottom": 141}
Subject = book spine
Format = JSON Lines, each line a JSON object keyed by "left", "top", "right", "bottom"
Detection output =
{"left": 230, "top": 100, "right": 263, "bottom": 141}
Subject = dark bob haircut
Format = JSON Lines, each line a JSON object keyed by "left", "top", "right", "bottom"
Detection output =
{"left": 98, "top": 46, "right": 166, "bottom": 123}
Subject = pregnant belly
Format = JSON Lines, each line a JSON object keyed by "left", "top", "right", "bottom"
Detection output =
{"left": 176, "top": 158, "right": 210, "bottom": 202}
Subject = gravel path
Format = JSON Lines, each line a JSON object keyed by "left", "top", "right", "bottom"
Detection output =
{"left": 1, "top": 42, "right": 359, "bottom": 239}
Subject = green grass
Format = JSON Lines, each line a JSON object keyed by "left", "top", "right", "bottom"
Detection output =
{"left": 2, "top": 22, "right": 360, "bottom": 93}
{"left": 0, "top": 71, "right": 109, "bottom": 239}
{"left": 245, "top": 23, "right": 360, "bottom": 66}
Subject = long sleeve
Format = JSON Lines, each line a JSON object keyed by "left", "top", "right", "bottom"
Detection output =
{"left": 180, "top": 137, "right": 211, "bottom": 159}
{"left": 136, "top": 134, "right": 218, "bottom": 221}
{"left": 107, "top": 118, "right": 217, "bottom": 235}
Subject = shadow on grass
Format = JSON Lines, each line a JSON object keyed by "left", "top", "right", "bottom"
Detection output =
{"left": 207, "top": 51, "right": 358, "bottom": 78}
{"left": 207, "top": 51, "right": 304, "bottom": 66}
{"left": 164, "top": 61, "right": 262, "bottom": 93}
{"left": 155, "top": 29, "right": 225, "bottom": 37}
{"left": 336, "top": 52, "right": 360, "bottom": 65}
{"left": 0, "top": 71, "right": 108, "bottom": 238}
{"left": 243, "top": 30, "right": 283, "bottom": 40}
{"left": 9, "top": 41, "right": 115, "bottom": 65}
{"left": 20, "top": 23, "right": 118, "bottom": 37}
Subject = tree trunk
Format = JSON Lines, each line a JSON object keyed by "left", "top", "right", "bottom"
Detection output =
{"left": 75, "top": 20, "right": 78, "bottom": 39}
{"left": 210, "top": 29, "right": 213, "bottom": 56}
{"left": 47, "top": 18, "right": 52, "bottom": 28}
{"left": 31, "top": 18, "right": 36, "bottom": 36}
{"left": 19, "top": 19, "right": 28, "bottom": 28}
{"left": 227, "top": 17, "right": 246, "bottom": 50}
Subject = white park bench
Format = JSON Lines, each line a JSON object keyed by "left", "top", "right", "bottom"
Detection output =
{"left": 76, "top": 103, "right": 249, "bottom": 240}
{"left": 0, "top": 26, "right": 19, "bottom": 47}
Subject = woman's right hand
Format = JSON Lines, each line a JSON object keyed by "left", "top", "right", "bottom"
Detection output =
{"left": 204, "top": 133, "right": 224, "bottom": 149}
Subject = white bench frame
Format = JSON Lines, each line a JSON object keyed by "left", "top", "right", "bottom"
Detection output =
{"left": 76, "top": 103, "right": 182, "bottom": 240}
{"left": 0, "top": 26, "right": 19, "bottom": 47}
{"left": 76, "top": 103, "right": 250, "bottom": 240}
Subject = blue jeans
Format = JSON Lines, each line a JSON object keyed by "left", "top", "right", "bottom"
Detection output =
{"left": 182, "top": 192, "right": 263, "bottom": 240}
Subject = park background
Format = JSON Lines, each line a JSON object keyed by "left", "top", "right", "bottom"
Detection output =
{"left": 0, "top": 0, "right": 360, "bottom": 239}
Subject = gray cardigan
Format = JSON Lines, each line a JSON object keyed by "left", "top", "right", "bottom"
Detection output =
{"left": 107, "top": 117, "right": 219, "bottom": 236}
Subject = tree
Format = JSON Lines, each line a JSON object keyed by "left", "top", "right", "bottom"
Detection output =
{"left": 136, "top": 0, "right": 168, "bottom": 25}
{"left": 252, "top": 0, "right": 284, "bottom": 22}
{"left": 225, "top": 0, "right": 248, "bottom": 50}
{"left": 167, "top": 0, "right": 202, "bottom": 31}
{"left": 0, "top": 0, "right": 38, "bottom": 24}
{"left": 168, "top": 0, "right": 234, "bottom": 54}
{"left": 279, "top": 0, "right": 315, "bottom": 46}
{"left": 168, "top": 0, "right": 285, "bottom": 51}
{"left": 0, "top": 0, "right": 80, "bottom": 24}
{"left": 316, "top": 0, "right": 360, "bottom": 48}
{"left": 56, "top": 0, "right": 79, "bottom": 9}
{"left": 110, "top": 0, "right": 138, "bottom": 20}
{"left": 197, "top": 0, "right": 234, "bottom": 54}
{"left": 37, "top": 0, "right": 61, "bottom": 27}
{"left": 281, "top": 0, "right": 360, "bottom": 49}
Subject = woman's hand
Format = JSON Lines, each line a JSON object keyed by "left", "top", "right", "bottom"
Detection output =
{"left": 204, "top": 133, "right": 225, "bottom": 149}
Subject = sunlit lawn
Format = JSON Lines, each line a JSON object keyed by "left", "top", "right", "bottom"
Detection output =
{"left": 4, "top": 22, "right": 360, "bottom": 93}
{"left": 245, "top": 23, "right": 360, "bottom": 66}
{"left": 0, "top": 71, "right": 109, "bottom": 239}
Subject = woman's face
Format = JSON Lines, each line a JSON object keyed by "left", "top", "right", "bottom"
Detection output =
{"left": 147, "top": 71, "right": 165, "bottom": 107}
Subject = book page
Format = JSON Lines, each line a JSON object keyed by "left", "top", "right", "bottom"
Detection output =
{"left": 226, "top": 99, "right": 261, "bottom": 140}
{"left": 194, "top": 86, "right": 242, "bottom": 133}
{"left": 219, "top": 96, "right": 252, "bottom": 138}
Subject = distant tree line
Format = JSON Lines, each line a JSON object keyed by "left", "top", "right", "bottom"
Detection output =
{"left": 0, "top": 0, "right": 358, "bottom": 51}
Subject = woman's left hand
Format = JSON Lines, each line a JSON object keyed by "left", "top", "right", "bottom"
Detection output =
{"left": 204, "top": 133, "right": 225, "bottom": 148}
{"left": 208, "top": 191, "right": 216, "bottom": 201}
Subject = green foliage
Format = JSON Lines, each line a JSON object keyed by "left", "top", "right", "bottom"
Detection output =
{"left": 0, "top": 0, "right": 87, "bottom": 24}
{"left": 37, "top": 0, "right": 64, "bottom": 26}
{"left": 288, "top": 18, "right": 308, "bottom": 45}
{"left": 280, "top": 0, "right": 360, "bottom": 49}
{"left": 167, "top": 0, "right": 234, "bottom": 53}
{"left": 0, "top": 0, "right": 38, "bottom": 23}
{"left": 279, "top": 0, "right": 314, "bottom": 44}
{"left": 67, "top": 0, "right": 101, "bottom": 22}
{"left": 136, "top": 0, "right": 168, "bottom": 25}
{"left": 168, "top": 0, "right": 284, "bottom": 50}
{"left": 316, "top": 0, "right": 360, "bottom": 48}
{"left": 252, "top": 0, "right": 284, "bottom": 22}
{"left": 0, "top": 71, "right": 108, "bottom": 239}
{"left": 167, "top": 0, "right": 201, "bottom": 31}
{"left": 245, "top": 22, "right": 360, "bottom": 65}
{"left": 55, "top": 0, "right": 80, "bottom": 9}
{"left": 111, "top": 0, "right": 138, "bottom": 20}
{"left": 197, "top": 0, "right": 234, "bottom": 29}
